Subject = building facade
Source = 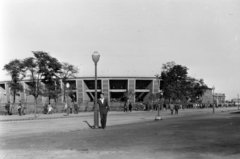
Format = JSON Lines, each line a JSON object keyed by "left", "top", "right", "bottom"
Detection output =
{"left": 201, "top": 88, "right": 213, "bottom": 104}
{"left": 197, "top": 89, "right": 226, "bottom": 105}
{"left": 0, "top": 77, "right": 160, "bottom": 106}
{"left": 213, "top": 93, "right": 226, "bottom": 105}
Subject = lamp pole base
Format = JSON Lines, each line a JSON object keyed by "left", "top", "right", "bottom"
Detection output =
{"left": 155, "top": 116, "right": 163, "bottom": 121}
{"left": 93, "top": 126, "right": 99, "bottom": 129}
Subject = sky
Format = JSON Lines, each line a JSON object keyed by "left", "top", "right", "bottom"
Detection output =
{"left": 0, "top": 0, "right": 239, "bottom": 100}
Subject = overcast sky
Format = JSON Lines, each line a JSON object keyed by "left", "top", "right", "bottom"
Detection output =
{"left": 0, "top": 0, "right": 239, "bottom": 100}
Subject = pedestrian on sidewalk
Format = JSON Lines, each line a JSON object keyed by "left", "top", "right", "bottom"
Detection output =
{"left": 74, "top": 101, "right": 79, "bottom": 114}
{"left": 123, "top": 103, "right": 127, "bottom": 112}
{"left": 129, "top": 102, "right": 132, "bottom": 112}
{"left": 70, "top": 101, "right": 73, "bottom": 114}
{"left": 64, "top": 102, "right": 69, "bottom": 116}
{"left": 163, "top": 104, "right": 166, "bottom": 111}
{"left": 47, "top": 103, "right": 53, "bottom": 114}
{"left": 98, "top": 93, "right": 110, "bottom": 129}
{"left": 17, "top": 101, "right": 22, "bottom": 116}
{"left": 21, "top": 101, "right": 25, "bottom": 115}
{"left": 170, "top": 102, "right": 174, "bottom": 115}
{"left": 5, "top": 101, "right": 11, "bottom": 115}
{"left": 43, "top": 102, "right": 48, "bottom": 114}
{"left": 174, "top": 104, "right": 179, "bottom": 115}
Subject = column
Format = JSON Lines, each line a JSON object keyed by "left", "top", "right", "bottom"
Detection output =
{"left": 152, "top": 79, "right": 159, "bottom": 94}
{"left": 76, "top": 79, "right": 84, "bottom": 104}
{"left": 20, "top": 82, "right": 25, "bottom": 103}
{"left": 128, "top": 79, "right": 135, "bottom": 103}
{"left": 5, "top": 83, "right": 10, "bottom": 102}
{"left": 102, "top": 79, "right": 110, "bottom": 103}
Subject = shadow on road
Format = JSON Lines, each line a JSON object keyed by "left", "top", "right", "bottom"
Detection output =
{"left": 230, "top": 111, "right": 240, "bottom": 114}
{"left": 83, "top": 121, "right": 94, "bottom": 129}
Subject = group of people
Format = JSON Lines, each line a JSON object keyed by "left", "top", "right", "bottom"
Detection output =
{"left": 169, "top": 103, "right": 180, "bottom": 115}
{"left": 123, "top": 102, "right": 132, "bottom": 112}
{"left": 64, "top": 101, "right": 79, "bottom": 115}
{"left": 4, "top": 101, "right": 25, "bottom": 116}
{"left": 43, "top": 102, "right": 53, "bottom": 114}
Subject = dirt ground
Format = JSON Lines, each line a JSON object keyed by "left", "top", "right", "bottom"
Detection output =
{"left": 1, "top": 111, "right": 240, "bottom": 159}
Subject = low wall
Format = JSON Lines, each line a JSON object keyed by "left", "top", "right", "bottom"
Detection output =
{"left": 0, "top": 102, "right": 144, "bottom": 115}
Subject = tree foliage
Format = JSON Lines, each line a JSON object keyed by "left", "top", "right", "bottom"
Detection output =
{"left": 3, "top": 59, "right": 25, "bottom": 103}
{"left": 60, "top": 62, "right": 79, "bottom": 102}
{"left": 156, "top": 62, "right": 208, "bottom": 103}
{"left": 22, "top": 51, "right": 62, "bottom": 102}
{"left": 22, "top": 51, "right": 62, "bottom": 118}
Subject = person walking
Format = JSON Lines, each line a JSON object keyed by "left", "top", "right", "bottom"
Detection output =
{"left": 5, "top": 101, "right": 11, "bottom": 115}
{"left": 98, "top": 93, "right": 110, "bottom": 129}
{"left": 129, "top": 102, "right": 132, "bottom": 112}
{"left": 170, "top": 102, "right": 174, "bottom": 115}
{"left": 123, "top": 103, "right": 127, "bottom": 112}
{"left": 74, "top": 101, "right": 79, "bottom": 114}
{"left": 69, "top": 101, "right": 73, "bottom": 114}
{"left": 17, "top": 101, "right": 22, "bottom": 116}
{"left": 174, "top": 104, "right": 179, "bottom": 115}
{"left": 47, "top": 103, "right": 53, "bottom": 114}
{"left": 21, "top": 101, "right": 25, "bottom": 115}
{"left": 43, "top": 102, "right": 48, "bottom": 114}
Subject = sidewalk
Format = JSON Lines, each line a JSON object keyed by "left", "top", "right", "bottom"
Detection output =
{"left": 0, "top": 107, "right": 238, "bottom": 122}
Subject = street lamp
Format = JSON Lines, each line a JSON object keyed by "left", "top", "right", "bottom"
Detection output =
{"left": 155, "top": 91, "right": 163, "bottom": 121}
{"left": 66, "top": 82, "right": 70, "bottom": 116}
{"left": 212, "top": 86, "right": 215, "bottom": 113}
{"left": 92, "top": 51, "right": 100, "bottom": 128}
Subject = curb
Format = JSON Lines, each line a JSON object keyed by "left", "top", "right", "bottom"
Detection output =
{"left": 0, "top": 114, "right": 93, "bottom": 122}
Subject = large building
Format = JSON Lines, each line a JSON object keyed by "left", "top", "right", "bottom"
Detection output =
{"left": 201, "top": 88, "right": 226, "bottom": 105}
{"left": 0, "top": 77, "right": 226, "bottom": 108}
{"left": 213, "top": 93, "right": 226, "bottom": 105}
{"left": 201, "top": 88, "right": 213, "bottom": 104}
{"left": 0, "top": 77, "right": 160, "bottom": 106}
{"left": 231, "top": 98, "right": 240, "bottom": 105}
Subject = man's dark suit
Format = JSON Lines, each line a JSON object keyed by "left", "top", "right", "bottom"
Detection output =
{"left": 98, "top": 98, "right": 110, "bottom": 129}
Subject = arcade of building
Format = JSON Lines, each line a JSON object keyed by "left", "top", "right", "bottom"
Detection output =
{"left": 0, "top": 77, "right": 225, "bottom": 106}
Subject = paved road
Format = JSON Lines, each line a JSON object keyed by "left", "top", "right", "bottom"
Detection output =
{"left": 0, "top": 107, "right": 239, "bottom": 159}
{"left": 0, "top": 107, "right": 237, "bottom": 140}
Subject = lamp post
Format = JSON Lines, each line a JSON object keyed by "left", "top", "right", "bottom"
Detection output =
{"left": 66, "top": 82, "right": 70, "bottom": 116}
{"left": 92, "top": 51, "right": 100, "bottom": 128}
{"left": 155, "top": 91, "right": 163, "bottom": 121}
{"left": 212, "top": 86, "right": 215, "bottom": 113}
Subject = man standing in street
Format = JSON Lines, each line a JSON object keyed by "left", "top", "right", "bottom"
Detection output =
{"left": 98, "top": 93, "right": 110, "bottom": 129}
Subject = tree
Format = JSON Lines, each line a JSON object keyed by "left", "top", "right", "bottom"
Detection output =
{"left": 41, "top": 70, "right": 62, "bottom": 104}
{"left": 123, "top": 90, "right": 135, "bottom": 111}
{"left": 149, "top": 92, "right": 157, "bottom": 111}
{"left": 161, "top": 64, "right": 188, "bottom": 101}
{"left": 3, "top": 59, "right": 25, "bottom": 104}
{"left": 59, "top": 62, "right": 79, "bottom": 102}
{"left": 181, "top": 77, "right": 208, "bottom": 103}
{"left": 42, "top": 83, "right": 62, "bottom": 103}
{"left": 22, "top": 51, "right": 62, "bottom": 118}
{"left": 156, "top": 62, "right": 208, "bottom": 104}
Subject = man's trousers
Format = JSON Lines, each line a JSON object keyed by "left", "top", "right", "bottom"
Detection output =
{"left": 100, "top": 113, "right": 108, "bottom": 129}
